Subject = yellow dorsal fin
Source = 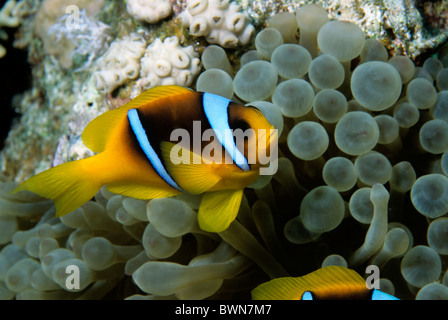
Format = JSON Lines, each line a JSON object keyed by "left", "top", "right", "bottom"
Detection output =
{"left": 252, "top": 266, "right": 367, "bottom": 300}
{"left": 106, "top": 181, "right": 181, "bottom": 200}
{"left": 160, "top": 141, "right": 221, "bottom": 194}
{"left": 199, "top": 189, "right": 244, "bottom": 233}
{"left": 82, "top": 86, "right": 192, "bottom": 153}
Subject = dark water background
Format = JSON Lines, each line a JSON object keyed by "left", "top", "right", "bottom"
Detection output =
{"left": 0, "top": 25, "right": 31, "bottom": 150}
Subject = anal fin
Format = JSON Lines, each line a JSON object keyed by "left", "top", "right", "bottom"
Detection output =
{"left": 198, "top": 189, "right": 244, "bottom": 232}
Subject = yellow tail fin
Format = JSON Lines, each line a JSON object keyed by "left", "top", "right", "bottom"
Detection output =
{"left": 11, "top": 156, "right": 104, "bottom": 217}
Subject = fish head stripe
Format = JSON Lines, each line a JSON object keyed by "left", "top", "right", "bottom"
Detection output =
{"left": 202, "top": 92, "right": 250, "bottom": 171}
{"left": 127, "top": 109, "right": 183, "bottom": 192}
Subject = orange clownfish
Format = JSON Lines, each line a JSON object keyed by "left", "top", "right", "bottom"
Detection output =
{"left": 12, "top": 85, "right": 277, "bottom": 232}
{"left": 251, "top": 266, "right": 399, "bottom": 300}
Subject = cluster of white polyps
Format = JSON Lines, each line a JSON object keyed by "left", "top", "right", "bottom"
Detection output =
{"left": 138, "top": 36, "right": 202, "bottom": 90}
{"left": 0, "top": 0, "right": 21, "bottom": 58}
{"left": 179, "top": 0, "right": 254, "bottom": 48}
{"left": 93, "top": 32, "right": 147, "bottom": 93}
{"left": 126, "top": 0, "right": 172, "bottom": 24}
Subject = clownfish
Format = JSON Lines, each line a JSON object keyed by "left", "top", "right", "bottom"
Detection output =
{"left": 12, "top": 85, "right": 277, "bottom": 232}
{"left": 251, "top": 266, "right": 399, "bottom": 300}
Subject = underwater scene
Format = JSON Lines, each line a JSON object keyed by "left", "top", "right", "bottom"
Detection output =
{"left": 0, "top": 0, "right": 448, "bottom": 301}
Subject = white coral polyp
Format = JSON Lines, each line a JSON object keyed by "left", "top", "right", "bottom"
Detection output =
{"left": 0, "top": 0, "right": 21, "bottom": 59}
{"left": 126, "top": 0, "right": 172, "bottom": 24}
{"left": 180, "top": 0, "right": 254, "bottom": 48}
{"left": 139, "top": 36, "right": 201, "bottom": 89}
{"left": 94, "top": 33, "right": 147, "bottom": 93}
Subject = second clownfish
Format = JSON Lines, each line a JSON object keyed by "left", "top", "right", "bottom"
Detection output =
{"left": 12, "top": 85, "right": 277, "bottom": 232}
{"left": 252, "top": 266, "right": 399, "bottom": 300}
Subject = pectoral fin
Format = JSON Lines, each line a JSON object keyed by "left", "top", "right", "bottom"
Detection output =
{"left": 198, "top": 189, "right": 244, "bottom": 232}
{"left": 160, "top": 141, "right": 221, "bottom": 194}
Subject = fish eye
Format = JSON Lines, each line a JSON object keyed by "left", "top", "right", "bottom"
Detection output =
{"left": 301, "top": 291, "right": 314, "bottom": 300}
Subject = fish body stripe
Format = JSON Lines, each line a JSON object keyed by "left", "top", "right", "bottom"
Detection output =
{"left": 202, "top": 92, "right": 250, "bottom": 171}
{"left": 301, "top": 289, "right": 398, "bottom": 300}
{"left": 301, "top": 292, "right": 313, "bottom": 300}
{"left": 127, "top": 108, "right": 183, "bottom": 192}
{"left": 371, "top": 290, "right": 399, "bottom": 300}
